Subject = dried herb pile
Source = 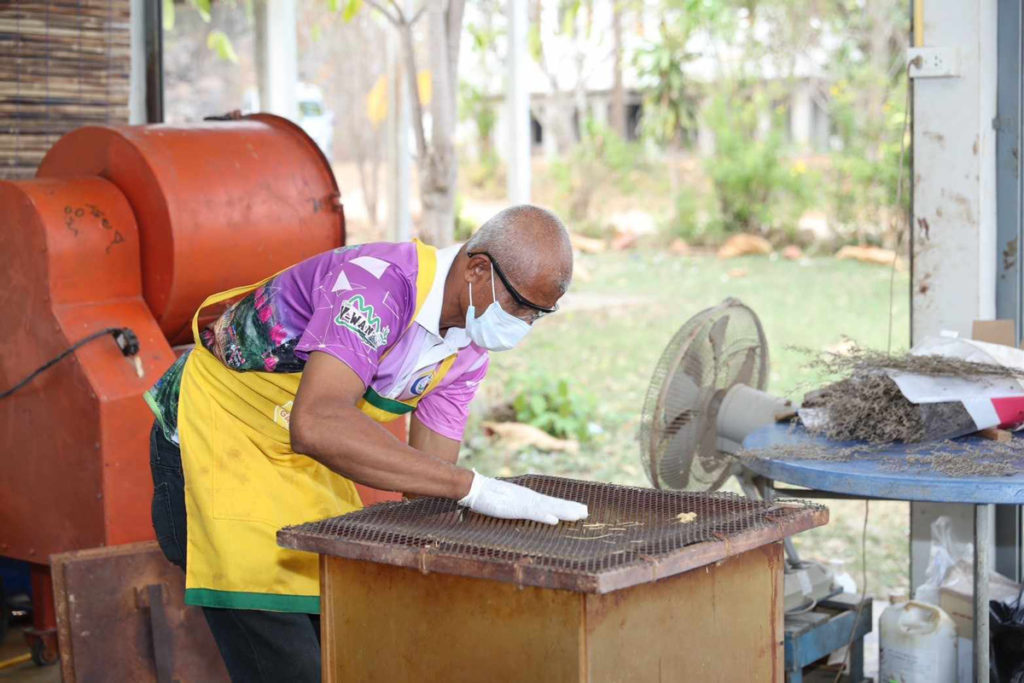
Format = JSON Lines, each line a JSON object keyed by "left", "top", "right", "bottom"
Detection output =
{"left": 738, "top": 436, "right": 1024, "bottom": 477}
{"left": 797, "top": 347, "right": 1024, "bottom": 444}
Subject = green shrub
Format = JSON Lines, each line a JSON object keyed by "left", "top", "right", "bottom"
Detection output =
{"left": 661, "top": 186, "right": 722, "bottom": 245}
{"left": 507, "top": 374, "right": 597, "bottom": 443}
{"left": 453, "top": 195, "right": 478, "bottom": 242}
{"left": 826, "top": 74, "right": 910, "bottom": 243}
{"left": 550, "top": 120, "right": 645, "bottom": 223}
{"left": 702, "top": 90, "right": 816, "bottom": 236}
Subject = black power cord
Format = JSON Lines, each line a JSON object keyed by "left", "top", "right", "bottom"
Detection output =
{"left": 0, "top": 327, "right": 140, "bottom": 400}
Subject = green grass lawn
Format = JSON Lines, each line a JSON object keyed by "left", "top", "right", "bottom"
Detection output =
{"left": 460, "top": 250, "right": 912, "bottom": 596}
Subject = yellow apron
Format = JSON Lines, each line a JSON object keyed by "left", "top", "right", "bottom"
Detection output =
{"left": 178, "top": 240, "right": 456, "bottom": 613}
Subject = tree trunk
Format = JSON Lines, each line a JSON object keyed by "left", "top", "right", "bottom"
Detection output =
{"left": 355, "top": 148, "right": 381, "bottom": 229}
{"left": 418, "top": 155, "right": 456, "bottom": 245}
{"left": 865, "top": 0, "right": 887, "bottom": 162}
{"left": 610, "top": 1, "right": 627, "bottom": 138}
{"left": 544, "top": 94, "right": 576, "bottom": 154}
{"left": 415, "top": 0, "right": 464, "bottom": 246}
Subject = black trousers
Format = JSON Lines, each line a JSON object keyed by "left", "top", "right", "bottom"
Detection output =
{"left": 149, "top": 423, "right": 321, "bottom": 682}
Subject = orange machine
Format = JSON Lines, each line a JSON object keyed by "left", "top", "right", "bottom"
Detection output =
{"left": 0, "top": 114, "right": 401, "bottom": 664}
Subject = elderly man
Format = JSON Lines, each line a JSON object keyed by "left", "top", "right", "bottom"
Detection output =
{"left": 144, "top": 204, "right": 587, "bottom": 681}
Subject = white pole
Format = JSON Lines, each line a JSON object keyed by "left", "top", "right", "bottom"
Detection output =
{"left": 128, "top": 0, "right": 145, "bottom": 124}
{"left": 506, "top": 0, "right": 531, "bottom": 204}
{"left": 386, "top": 7, "right": 412, "bottom": 242}
{"left": 256, "top": 0, "right": 298, "bottom": 120}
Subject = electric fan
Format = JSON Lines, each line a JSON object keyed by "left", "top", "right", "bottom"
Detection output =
{"left": 639, "top": 298, "right": 837, "bottom": 610}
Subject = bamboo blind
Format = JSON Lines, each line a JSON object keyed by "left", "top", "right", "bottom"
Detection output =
{"left": 0, "top": 0, "right": 131, "bottom": 179}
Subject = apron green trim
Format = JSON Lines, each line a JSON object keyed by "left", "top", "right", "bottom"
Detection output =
{"left": 362, "top": 387, "right": 415, "bottom": 415}
{"left": 185, "top": 588, "right": 321, "bottom": 614}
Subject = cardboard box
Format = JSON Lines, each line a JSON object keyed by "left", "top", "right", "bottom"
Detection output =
{"left": 939, "top": 569, "right": 1022, "bottom": 640}
{"left": 972, "top": 319, "right": 1016, "bottom": 347}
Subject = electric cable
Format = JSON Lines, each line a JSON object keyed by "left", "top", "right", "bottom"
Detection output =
{"left": 834, "top": 54, "right": 917, "bottom": 683}
{"left": 0, "top": 327, "right": 140, "bottom": 400}
{"left": 833, "top": 499, "right": 871, "bottom": 683}
{"left": 786, "top": 597, "right": 819, "bottom": 616}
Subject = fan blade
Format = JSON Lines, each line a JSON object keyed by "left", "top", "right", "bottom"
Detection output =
{"left": 692, "top": 401, "right": 726, "bottom": 490}
{"left": 707, "top": 315, "right": 729, "bottom": 386}
{"left": 734, "top": 346, "right": 757, "bottom": 387}
{"left": 664, "top": 409, "right": 694, "bottom": 435}
{"left": 693, "top": 387, "right": 737, "bottom": 491}
{"left": 660, "top": 424, "right": 697, "bottom": 489}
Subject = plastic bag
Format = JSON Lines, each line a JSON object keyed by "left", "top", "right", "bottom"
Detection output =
{"left": 915, "top": 516, "right": 972, "bottom": 604}
{"left": 991, "top": 589, "right": 1024, "bottom": 683}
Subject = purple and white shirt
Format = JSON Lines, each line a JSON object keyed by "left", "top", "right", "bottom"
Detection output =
{"left": 145, "top": 241, "right": 489, "bottom": 443}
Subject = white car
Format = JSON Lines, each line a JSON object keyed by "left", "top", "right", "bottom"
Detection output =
{"left": 241, "top": 83, "right": 335, "bottom": 161}
{"left": 296, "top": 83, "right": 335, "bottom": 162}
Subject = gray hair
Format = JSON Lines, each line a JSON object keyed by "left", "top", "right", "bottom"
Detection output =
{"left": 465, "top": 204, "right": 573, "bottom": 295}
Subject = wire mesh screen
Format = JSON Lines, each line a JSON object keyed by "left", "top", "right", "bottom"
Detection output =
{"left": 1, "top": 0, "right": 131, "bottom": 179}
{"left": 280, "top": 475, "right": 826, "bottom": 593}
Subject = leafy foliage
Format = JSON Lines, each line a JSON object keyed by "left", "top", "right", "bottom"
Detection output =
{"left": 662, "top": 186, "right": 718, "bottom": 244}
{"left": 340, "top": 0, "right": 364, "bottom": 21}
{"left": 824, "top": 43, "right": 911, "bottom": 243}
{"left": 459, "top": 82, "right": 500, "bottom": 187}
{"left": 453, "top": 194, "right": 478, "bottom": 242}
{"left": 633, "top": 0, "right": 729, "bottom": 148}
{"left": 207, "top": 30, "right": 239, "bottom": 63}
{"left": 162, "top": 0, "right": 175, "bottom": 30}
{"left": 549, "top": 119, "right": 644, "bottom": 225}
{"left": 165, "top": 0, "right": 244, "bottom": 63}
{"left": 702, "top": 88, "right": 815, "bottom": 235}
{"left": 507, "top": 374, "right": 597, "bottom": 443}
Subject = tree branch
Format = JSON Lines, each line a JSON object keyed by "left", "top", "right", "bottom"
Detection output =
{"left": 400, "top": 20, "right": 429, "bottom": 160}
{"left": 446, "top": 0, "right": 466, "bottom": 91}
{"left": 387, "top": 0, "right": 405, "bottom": 22}
{"left": 366, "top": 0, "right": 429, "bottom": 160}
{"left": 365, "top": 0, "right": 400, "bottom": 26}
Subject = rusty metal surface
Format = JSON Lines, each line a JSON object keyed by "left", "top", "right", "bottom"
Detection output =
{"left": 0, "top": 178, "right": 176, "bottom": 563}
{"left": 280, "top": 475, "right": 828, "bottom": 594}
{"left": 37, "top": 114, "right": 345, "bottom": 344}
{"left": 52, "top": 542, "right": 228, "bottom": 683}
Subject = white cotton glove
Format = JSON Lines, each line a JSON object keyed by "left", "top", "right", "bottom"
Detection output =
{"left": 457, "top": 471, "right": 589, "bottom": 525}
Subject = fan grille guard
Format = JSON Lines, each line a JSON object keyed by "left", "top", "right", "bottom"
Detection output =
{"left": 639, "top": 298, "right": 769, "bottom": 490}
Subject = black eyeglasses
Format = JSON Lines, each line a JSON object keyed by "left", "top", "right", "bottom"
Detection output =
{"left": 467, "top": 251, "right": 559, "bottom": 315}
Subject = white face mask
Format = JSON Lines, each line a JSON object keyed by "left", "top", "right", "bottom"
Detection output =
{"left": 465, "top": 264, "right": 532, "bottom": 351}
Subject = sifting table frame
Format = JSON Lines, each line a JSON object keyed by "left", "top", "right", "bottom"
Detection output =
{"left": 743, "top": 423, "right": 1024, "bottom": 682}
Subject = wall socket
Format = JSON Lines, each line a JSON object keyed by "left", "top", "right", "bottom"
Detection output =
{"left": 907, "top": 47, "right": 960, "bottom": 79}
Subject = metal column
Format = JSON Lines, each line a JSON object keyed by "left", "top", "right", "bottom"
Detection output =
{"left": 995, "top": 0, "right": 1024, "bottom": 584}
{"left": 142, "top": 0, "right": 163, "bottom": 123}
{"left": 506, "top": 0, "right": 531, "bottom": 204}
{"left": 975, "top": 504, "right": 993, "bottom": 681}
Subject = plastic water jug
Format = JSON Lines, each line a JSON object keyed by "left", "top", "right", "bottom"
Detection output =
{"left": 879, "top": 599, "right": 957, "bottom": 683}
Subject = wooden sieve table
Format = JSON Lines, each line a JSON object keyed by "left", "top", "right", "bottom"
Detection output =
{"left": 279, "top": 474, "right": 828, "bottom": 682}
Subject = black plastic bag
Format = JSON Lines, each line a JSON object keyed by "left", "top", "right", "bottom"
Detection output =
{"left": 991, "top": 588, "right": 1024, "bottom": 682}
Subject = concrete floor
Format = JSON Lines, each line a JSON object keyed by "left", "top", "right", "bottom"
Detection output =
{"left": 0, "top": 626, "right": 59, "bottom": 682}
{"left": 0, "top": 600, "right": 885, "bottom": 681}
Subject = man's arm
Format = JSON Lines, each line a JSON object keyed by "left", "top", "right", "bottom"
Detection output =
{"left": 290, "top": 351, "right": 473, "bottom": 499}
{"left": 291, "top": 351, "right": 587, "bottom": 524}
{"left": 409, "top": 415, "right": 461, "bottom": 465}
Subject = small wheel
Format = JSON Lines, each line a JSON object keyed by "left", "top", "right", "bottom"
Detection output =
{"left": 30, "top": 639, "right": 58, "bottom": 667}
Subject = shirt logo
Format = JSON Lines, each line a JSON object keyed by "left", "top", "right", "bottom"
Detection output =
{"left": 410, "top": 373, "right": 433, "bottom": 397}
{"left": 335, "top": 295, "right": 390, "bottom": 350}
{"left": 273, "top": 401, "right": 293, "bottom": 430}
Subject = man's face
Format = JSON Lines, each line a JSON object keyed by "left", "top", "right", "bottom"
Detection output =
{"left": 467, "top": 254, "right": 560, "bottom": 325}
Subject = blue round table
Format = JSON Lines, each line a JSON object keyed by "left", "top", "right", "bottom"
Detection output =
{"left": 742, "top": 423, "right": 1024, "bottom": 681}
{"left": 742, "top": 423, "right": 1024, "bottom": 504}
